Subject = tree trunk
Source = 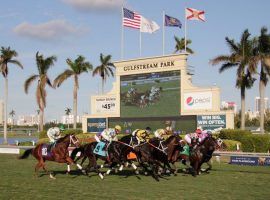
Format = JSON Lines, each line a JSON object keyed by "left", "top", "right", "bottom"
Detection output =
{"left": 259, "top": 79, "right": 265, "bottom": 134}
{"left": 240, "top": 86, "right": 245, "bottom": 130}
{"left": 102, "top": 79, "right": 104, "bottom": 94}
{"left": 40, "top": 109, "right": 44, "bottom": 132}
{"left": 73, "top": 78, "right": 78, "bottom": 129}
{"left": 3, "top": 77, "right": 8, "bottom": 144}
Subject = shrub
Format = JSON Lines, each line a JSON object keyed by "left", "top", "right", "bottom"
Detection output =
{"left": 222, "top": 140, "right": 241, "bottom": 151}
{"left": 62, "top": 129, "right": 83, "bottom": 135}
{"left": 219, "top": 129, "right": 252, "bottom": 141}
{"left": 38, "top": 130, "right": 47, "bottom": 139}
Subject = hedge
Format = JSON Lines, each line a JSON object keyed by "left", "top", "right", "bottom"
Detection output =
{"left": 219, "top": 129, "right": 270, "bottom": 153}
{"left": 222, "top": 140, "right": 241, "bottom": 151}
{"left": 39, "top": 129, "right": 83, "bottom": 139}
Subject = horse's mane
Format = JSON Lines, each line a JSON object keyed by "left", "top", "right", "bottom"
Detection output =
{"left": 163, "top": 135, "right": 179, "bottom": 145}
{"left": 57, "top": 134, "right": 70, "bottom": 143}
{"left": 120, "top": 134, "right": 132, "bottom": 143}
{"left": 200, "top": 135, "right": 215, "bottom": 147}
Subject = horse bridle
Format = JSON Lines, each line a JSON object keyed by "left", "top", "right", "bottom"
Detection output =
{"left": 69, "top": 135, "right": 79, "bottom": 146}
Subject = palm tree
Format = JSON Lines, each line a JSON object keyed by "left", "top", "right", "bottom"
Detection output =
{"left": 92, "top": 53, "right": 115, "bottom": 94}
{"left": 251, "top": 27, "right": 270, "bottom": 133}
{"left": 54, "top": 55, "right": 92, "bottom": 129}
{"left": 174, "top": 36, "right": 194, "bottom": 54}
{"left": 0, "top": 47, "right": 23, "bottom": 144}
{"left": 210, "top": 29, "right": 256, "bottom": 130}
{"left": 65, "top": 107, "right": 72, "bottom": 129}
{"left": 24, "top": 52, "right": 56, "bottom": 132}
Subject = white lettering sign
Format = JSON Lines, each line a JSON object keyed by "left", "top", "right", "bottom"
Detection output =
{"left": 184, "top": 92, "right": 212, "bottom": 110}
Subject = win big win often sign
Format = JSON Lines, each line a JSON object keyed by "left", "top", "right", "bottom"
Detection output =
{"left": 197, "top": 115, "right": 226, "bottom": 130}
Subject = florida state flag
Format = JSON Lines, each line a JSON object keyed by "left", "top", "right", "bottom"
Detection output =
{"left": 185, "top": 8, "right": 205, "bottom": 22}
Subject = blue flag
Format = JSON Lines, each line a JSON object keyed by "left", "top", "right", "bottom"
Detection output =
{"left": 164, "top": 14, "right": 182, "bottom": 28}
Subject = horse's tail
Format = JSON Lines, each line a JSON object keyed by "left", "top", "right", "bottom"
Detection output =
{"left": 70, "top": 147, "right": 83, "bottom": 161}
{"left": 18, "top": 149, "right": 32, "bottom": 159}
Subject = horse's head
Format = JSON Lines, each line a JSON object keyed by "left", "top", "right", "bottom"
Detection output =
{"left": 201, "top": 136, "right": 218, "bottom": 151}
{"left": 69, "top": 134, "right": 80, "bottom": 148}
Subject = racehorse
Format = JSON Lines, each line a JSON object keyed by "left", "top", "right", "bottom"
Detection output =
{"left": 188, "top": 135, "right": 221, "bottom": 176}
{"left": 134, "top": 135, "right": 181, "bottom": 181}
{"left": 19, "top": 134, "right": 82, "bottom": 179}
{"left": 70, "top": 136, "right": 135, "bottom": 179}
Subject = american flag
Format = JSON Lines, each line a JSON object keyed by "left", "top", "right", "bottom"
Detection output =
{"left": 123, "top": 8, "right": 141, "bottom": 29}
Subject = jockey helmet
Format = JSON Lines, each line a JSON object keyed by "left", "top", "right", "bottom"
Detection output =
{"left": 207, "top": 130, "right": 212, "bottom": 135}
{"left": 59, "top": 124, "right": 65, "bottom": 131}
{"left": 195, "top": 129, "right": 202, "bottom": 134}
{"left": 145, "top": 127, "right": 151, "bottom": 133}
{"left": 115, "top": 125, "right": 122, "bottom": 132}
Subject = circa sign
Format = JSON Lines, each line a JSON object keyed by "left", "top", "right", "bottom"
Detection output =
{"left": 123, "top": 61, "right": 175, "bottom": 72}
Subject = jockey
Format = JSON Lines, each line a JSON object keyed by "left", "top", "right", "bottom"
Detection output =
{"left": 132, "top": 127, "right": 151, "bottom": 145}
{"left": 47, "top": 125, "right": 65, "bottom": 143}
{"left": 95, "top": 125, "right": 121, "bottom": 144}
{"left": 197, "top": 130, "right": 210, "bottom": 143}
{"left": 128, "top": 87, "right": 135, "bottom": 95}
{"left": 184, "top": 129, "right": 200, "bottom": 148}
{"left": 47, "top": 125, "right": 65, "bottom": 149}
{"left": 154, "top": 126, "right": 172, "bottom": 140}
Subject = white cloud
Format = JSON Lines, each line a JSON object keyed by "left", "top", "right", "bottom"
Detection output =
{"left": 13, "top": 19, "right": 86, "bottom": 41}
{"left": 62, "top": 0, "right": 125, "bottom": 11}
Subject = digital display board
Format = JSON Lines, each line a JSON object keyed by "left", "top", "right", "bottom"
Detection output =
{"left": 120, "top": 70, "right": 180, "bottom": 117}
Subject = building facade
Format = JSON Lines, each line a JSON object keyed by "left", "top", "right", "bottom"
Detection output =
{"left": 255, "top": 97, "right": 269, "bottom": 113}
{"left": 82, "top": 54, "right": 234, "bottom": 133}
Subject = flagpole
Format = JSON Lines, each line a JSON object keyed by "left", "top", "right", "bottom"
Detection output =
{"left": 139, "top": 30, "right": 142, "bottom": 56}
{"left": 121, "top": 7, "right": 124, "bottom": 60}
{"left": 184, "top": 7, "right": 187, "bottom": 52}
{"left": 162, "top": 11, "right": 165, "bottom": 56}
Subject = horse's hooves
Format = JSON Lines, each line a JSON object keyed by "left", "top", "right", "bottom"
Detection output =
{"left": 66, "top": 171, "right": 70, "bottom": 175}
{"left": 99, "top": 173, "right": 104, "bottom": 180}
{"left": 49, "top": 174, "right": 56, "bottom": 180}
{"left": 135, "top": 170, "right": 139, "bottom": 175}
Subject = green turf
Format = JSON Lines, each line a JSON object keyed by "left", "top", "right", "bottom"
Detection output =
{"left": 0, "top": 154, "right": 270, "bottom": 200}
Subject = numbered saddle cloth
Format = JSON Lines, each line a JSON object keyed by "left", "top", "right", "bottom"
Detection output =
{"left": 41, "top": 144, "right": 54, "bottom": 159}
{"left": 180, "top": 144, "right": 190, "bottom": 156}
{"left": 93, "top": 142, "right": 108, "bottom": 157}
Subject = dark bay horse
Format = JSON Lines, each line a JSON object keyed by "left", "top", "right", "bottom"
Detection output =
{"left": 134, "top": 135, "right": 181, "bottom": 181}
{"left": 189, "top": 135, "right": 220, "bottom": 176}
{"left": 19, "top": 134, "right": 81, "bottom": 179}
{"left": 70, "top": 136, "right": 134, "bottom": 179}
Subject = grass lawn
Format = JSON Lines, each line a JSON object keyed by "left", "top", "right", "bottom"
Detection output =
{"left": 0, "top": 154, "right": 270, "bottom": 200}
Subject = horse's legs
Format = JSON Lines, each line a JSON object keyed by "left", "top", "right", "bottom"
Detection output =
{"left": 34, "top": 161, "right": 43, "bottom": 177}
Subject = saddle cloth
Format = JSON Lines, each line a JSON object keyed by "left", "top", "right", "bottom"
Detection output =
{"left": 41, "top": 144, "right": 54, "bottom": 159}
{"left": 93, "top": 142, "right": 108, "bottom": 157}
{"left": 180, "top": 144, "right": 190, "bottom": 156}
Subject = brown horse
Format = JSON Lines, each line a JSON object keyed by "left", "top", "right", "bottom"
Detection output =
{"left": 19, "top": 134, "right": 81, "bottom": 179}
{"left": 189, "top": 135, "right": 221, "bottom": 176}
{"left": 134, "top": 135, "right": 181, "bottom": 181}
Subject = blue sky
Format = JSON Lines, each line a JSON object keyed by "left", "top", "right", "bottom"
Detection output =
{"left": 0, "top": 0, "right": 269, "bottom": 121}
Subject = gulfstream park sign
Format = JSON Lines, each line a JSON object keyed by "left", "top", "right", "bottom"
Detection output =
{"left": 123, "top": 61, "right": 175, "bottom": 72}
